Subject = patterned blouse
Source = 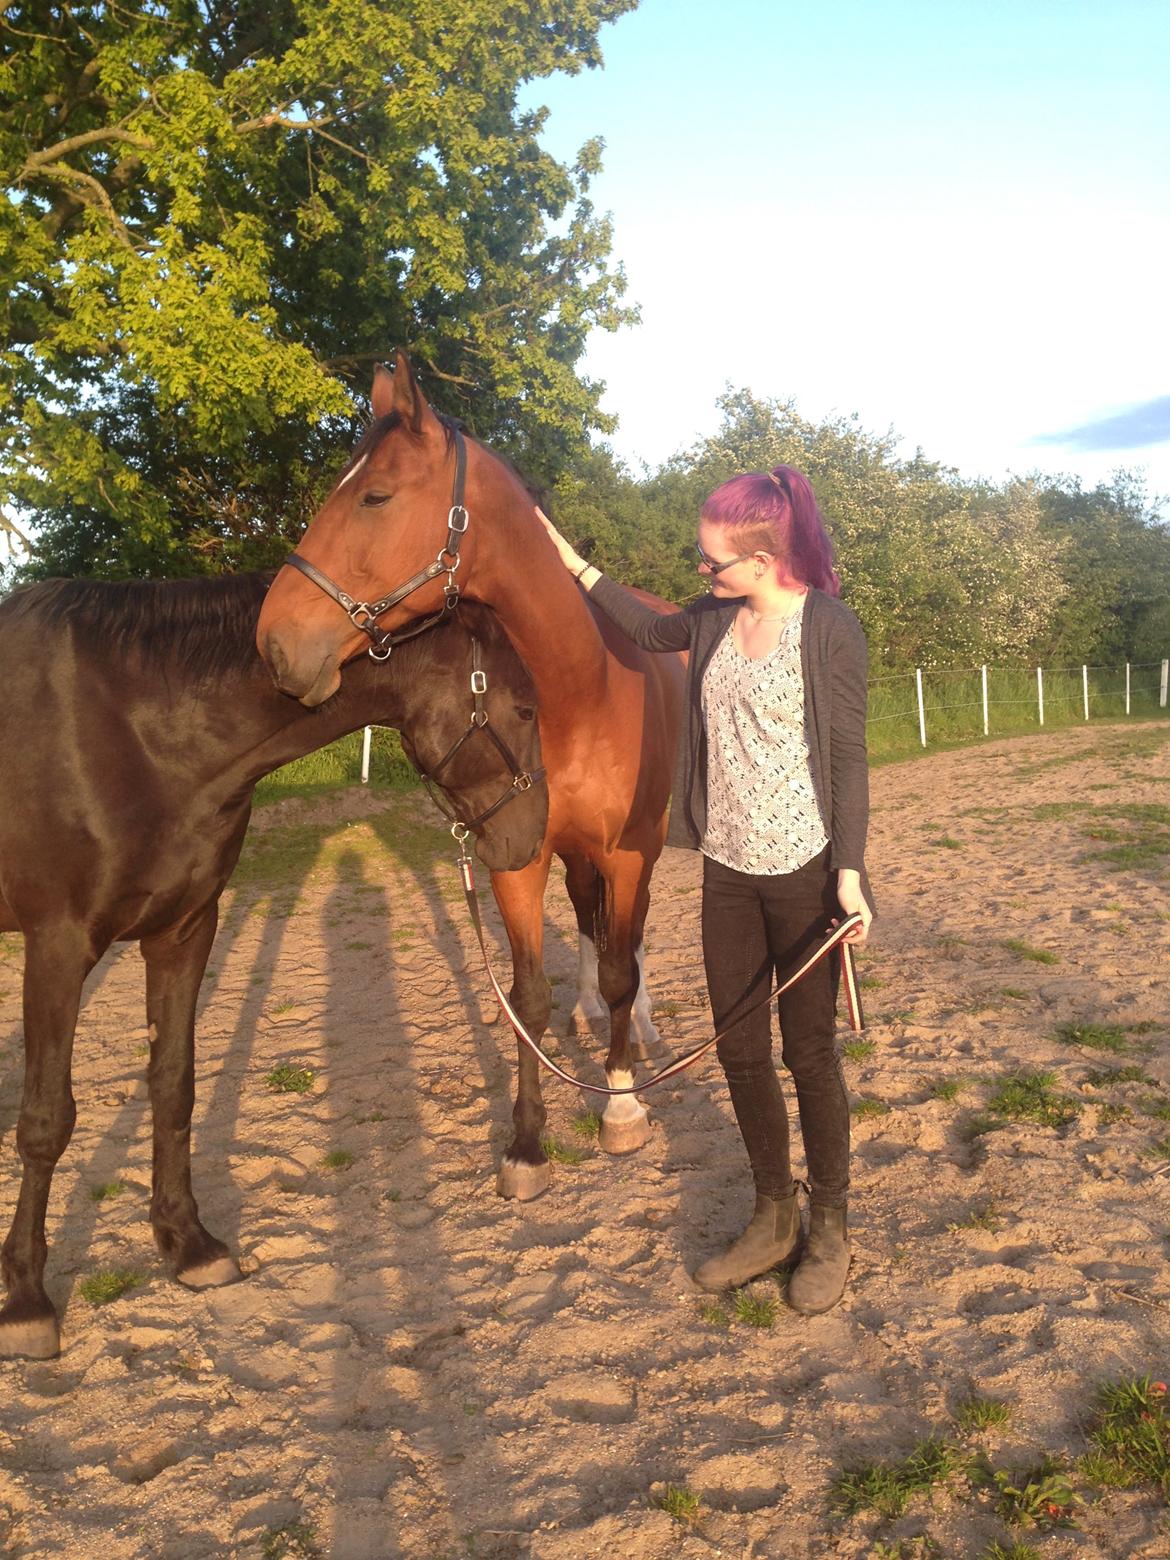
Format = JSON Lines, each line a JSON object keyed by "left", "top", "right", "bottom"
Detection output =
{"left": 700, "top": 607, "right": 829, "bottom": 874}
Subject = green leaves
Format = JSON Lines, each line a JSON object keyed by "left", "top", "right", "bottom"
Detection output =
{"left": 4, "top": 0, "right": 636, "bottom": 577}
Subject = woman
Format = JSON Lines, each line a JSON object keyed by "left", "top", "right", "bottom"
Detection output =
{"left": 537, "top": 466, "right": 873, "bottom": 1315}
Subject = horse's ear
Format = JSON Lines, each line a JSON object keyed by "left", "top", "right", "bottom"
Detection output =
{"left": 372, "top": 350, "right": 440, "bottom": 437}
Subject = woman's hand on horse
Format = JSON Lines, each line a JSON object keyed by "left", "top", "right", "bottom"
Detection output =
{"left": 834, "top": 868, "right": 871, "bottom": 944}
{"left": 534, "top": 506, "right": 585, "bottom": 574}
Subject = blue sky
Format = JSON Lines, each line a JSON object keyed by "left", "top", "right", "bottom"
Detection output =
{"left": 520, "top": 0, "right": 1170, "bottom": 501}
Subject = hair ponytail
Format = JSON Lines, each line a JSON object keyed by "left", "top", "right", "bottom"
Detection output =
{"left": 700, "top": 466, "right": 840, "bottom": 596}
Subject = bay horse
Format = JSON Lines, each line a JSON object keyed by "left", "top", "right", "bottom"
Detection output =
{"left": 257, "top": 353, "right": 685, "bottom": 1203}
{"left": 0, "top": 576, "right": 547, "bottom": 1359}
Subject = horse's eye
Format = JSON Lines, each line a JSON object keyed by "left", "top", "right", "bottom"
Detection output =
{"left": 516, "top": 705, "right": 535, "bottom": 722}
{"left": 361, "top": 491, "right": 392, "bottom": 508}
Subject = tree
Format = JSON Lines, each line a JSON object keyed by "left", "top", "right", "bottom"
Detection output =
{"left": 2, "top": 0, "right": 636, "bottom": 577}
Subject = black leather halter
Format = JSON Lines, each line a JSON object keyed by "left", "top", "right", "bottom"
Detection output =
{"left": 284, "top": 427, "right": 469, "bottom": 661}
{"left": 415, "top": 634, "right": 546, "bottom": 835}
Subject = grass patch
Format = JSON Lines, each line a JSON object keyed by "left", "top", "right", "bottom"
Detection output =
{"left": 852, "top": 1097, "right": 891, "bottom": 1118}
{"left": 731, "top": 1288, "right": 777, "bottom": 1327}
{"left": 1096, "top": 1102, "right": 1132, "bottom": 1125}
{"left": 927, "top": 836, "right": 964, "bottom": 850}
{"left": 982, "top": 1543, "right": 1042, "bottom": 1560}
{"left": 955, "top": 1395, "right": 1012, "bottom": 1431}
{"left": 259, "top": 1520, "right": 321, "bottom": 1560}
{"left": 948, "top": 1203, "right": 1002, "bottom": 1234}
{"left": 79, "top": 1268, "right": 142, "bottom": 1306}
{"left": 320, "top": 1149, "right": 353, "bottom": 1171}
{"left": 984, "top": 1070, "right": 1079, "bottom": 1130}
{"left": 1148, "top": 1135, "right": 1170, "bottom": 1162}
{"left": 1055, "top": 1022, "right": 1129, "bottom": 1054}
{"left": 1080, "top": 1376, "right": 1170, "bottom": 1495}
{"left": 1001, "top": 939, "right": 1060, "bottom": 965}
{"left": 860, "top": 974, "right": 886, "bottom": 990}
{"left": 1000, "top": 987, "right": 1029, "bottom": 1000}
{"left": 540, "top": 1135, "right": 586, "bottom": 1165}
{"left": 830, "top": 1435, "right": 969, "bottom": 1519}
{"left": 654, "top": 1484, "right": 701, "bottom": 1524}
{"left": 265, "top": 1064, "right": 315, "bottom": 1095}
{"left": 699, "top": 1301, "right": 729, "bottom": 1328}
{"left": 1085, "top": 1064, "right": 1156, "bottom": 1088}
{"left": 842, "top": 1038, "right": 875, "bottom": 1062}
{"left": 570, "top": 1111, "right": 602, "bottom": 1139}
{"left": 90, "top": 1180, "right": 126, "bottom": 1202}
{"left": 929, "top": 1077, "right": 963, "bottom": 1102}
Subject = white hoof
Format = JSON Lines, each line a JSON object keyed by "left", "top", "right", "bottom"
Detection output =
{"left": 177, "top": 1255, "right": 244, "bottom": 1290}
{"left": 496, "top": 1157, "right": 553, "bottom": 1201}
{"left": 0, "top": 1313, "right": 60, "bottom": 1359}
{"left": 599, "top": 1114, "right": 653, "bottom": 1155}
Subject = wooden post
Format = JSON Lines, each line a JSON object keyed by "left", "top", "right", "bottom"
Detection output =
{"left": 361, "top": 725, "right": 373, "bottom": 784}
{"left": 915, "top": 668, "right": 926, "bottom": 747}
{"left": 1082, "top": 665, "right": 1089, "bottom": 721}
{"left": 1161, "top": 659, "right": 1168, "bottom": 708}
{"left": 981, "top": 664, "right": 989, "bottom": 737}
{"left": 1037, "top": 666, "right": 1044, "bottom": 726}
{"left": 1126, "top": 662, "right": 1131, "bottom": 715}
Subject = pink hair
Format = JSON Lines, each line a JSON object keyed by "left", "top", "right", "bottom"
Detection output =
{"left": 700, "top": 466, "right": 840, "bottom": 596}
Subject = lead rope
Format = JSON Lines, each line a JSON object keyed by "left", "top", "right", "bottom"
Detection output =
{"left": 451, "top": 835, "right": 865, "bottom": 1098}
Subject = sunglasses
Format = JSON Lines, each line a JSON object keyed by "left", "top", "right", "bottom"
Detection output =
{"left": 695, "top": 544, "right": 754, "bottom": 576}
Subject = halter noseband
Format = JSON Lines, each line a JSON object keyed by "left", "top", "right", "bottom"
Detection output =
{"left": 283, "top": 427, "right": 470, "bottom": 661}
{"left": 414, "top": 634, "right": 546, "bottom": 837}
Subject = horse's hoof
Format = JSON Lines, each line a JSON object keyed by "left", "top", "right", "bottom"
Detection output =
{"left": 0, "top": 1313, "right": 60, "bottom": 1360}
{"left": 599, "top": 1113, "right": 652, "bottom": 1155}
{"left": 176, "top": 1255, "right": 244, "bottom": 1290}
{"left": 496, "top": 1157, "right": 553, "bottom": 1201}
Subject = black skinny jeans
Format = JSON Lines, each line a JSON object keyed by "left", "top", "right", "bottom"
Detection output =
{"left": 701, "top": 848, "right": 850, "bottom": 1208}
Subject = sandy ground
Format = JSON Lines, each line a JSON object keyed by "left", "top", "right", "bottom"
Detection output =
{"left": 1, "top": 721, "right": 1169, "bottom": 1559}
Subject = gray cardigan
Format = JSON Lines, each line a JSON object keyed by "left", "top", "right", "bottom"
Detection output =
{"left": 590, "top": 575, "right": 875, "bottom": 910}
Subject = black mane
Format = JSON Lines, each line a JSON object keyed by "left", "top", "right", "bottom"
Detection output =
{"left": 2, "top": 573, "right": 272, "bottom": 682}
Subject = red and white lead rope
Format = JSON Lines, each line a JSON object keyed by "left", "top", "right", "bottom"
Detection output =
{"left": 456, "top": 848, "right": 866, "bottom": 1099}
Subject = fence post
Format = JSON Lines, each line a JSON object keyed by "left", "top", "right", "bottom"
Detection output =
{"left": 361, "top": 725, "right": 373, "bottom": 784}
{"left": 1126, "top": 662, "right": 1131, "bottom": 715}
{"left": 915, "top": 668, "right": 926, "bottom": 747}
{"left": 1037, "top": 666, "right": 1044, "bottom": 726}
{"left": 981, "top": 664, "right": 989, "bottom": 736}
{"left": 1082, "top": 665, "right": 1089, "bottom": 721}
{"left": 1161, "top": 659, "right": 1169, "bottom": 708}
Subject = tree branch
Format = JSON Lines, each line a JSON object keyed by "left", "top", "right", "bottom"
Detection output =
{"left": 22, "top": 126, "right": 155, "bottom": 173}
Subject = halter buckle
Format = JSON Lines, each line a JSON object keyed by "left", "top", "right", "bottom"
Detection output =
{"left": 470, "top": 669, "right": 487, "bottom": 696}
{"left": 513, "top": 772, "right": 534, "bottom": 792}
{"left": 368, "top": 639, "right": 393, "bottom": 662}
{"left": 448, "top": 504, "right": 469, "bottom": 534}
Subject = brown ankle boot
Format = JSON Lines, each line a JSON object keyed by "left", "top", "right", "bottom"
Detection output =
{"left": 693, "top": 1191, "right": 803, "bottom": 1293}
{"left": 787, "top": 1202, "right": 850, "bottom": 1314}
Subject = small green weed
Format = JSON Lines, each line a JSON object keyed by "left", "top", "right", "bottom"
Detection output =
{"left": 570, "top": 1111, "right": 602, "bottom": 1139}
{"left": 265, "top": 1064, "right": 315, "bottom": 1095}
{"left": 982, "top": 1542, "right": 1042, "bottom": 1560}
{"left": 1000, "top": 987, "right": 1029, "bottom": 1001}
{"left": 962, "top": 1111, "right": 1004, "bottom": 1140}
{"left": 928, "top": 836, "right": 964, "bottom": 850}
{"left": 842, "top": 1038, "right": 875, "bottom": 1062}
{"left": 871, "top": 1539, "right": 941, "bottom": 1559}
{"left": 270, "top": 999, "right": 298, "bottom": 1015}
{"left": 321, "top": 1149, "right": 353, "bottom": 1171}
{"left": 1086, "top": 1064, "right": 1156, "bottom": 1088}
{"left": 653, "top": 999, "right": 681, "bottom": 1019}
{"left": 929, "top": 1077, "right": 962, "bottom": 1102}
{"left": 948, "top": 1203, "right": 1002, "bottom": 1234}
{"left": 1142, "top": 1099, "right": 1170, "bottom": 1120}
{"left": 654, "top": 1483, "right": 701, "bottom": 1523}
{"left": 852, "top": 1097, "right": 891, "bottom": 1118}
{"left": 985, "top": 1070, "right": 1079, "bottom": 1130}
{"left": 860, "top": 975, "right": 886, "bottom": 990}
{"left": 699, "top": 1302, "right": 729, "bottom": 1328}
{"left": 986, "top": 1459, "right": 1078, "bottom": 1529}
{"left": 1080, "top": 1376, "right": 1170, "bottom": 1494}
{"left": 731, "top": 1288, "right": 777, "bottom": 1327}
{"left": 540, "top": 1135, "right": 586, "bottom": 1165}
{"left": 1097, "top": 1102, "right": 1132, "bottom": 1125}
{"left": 90, "top": 1180, "right": 126, "bottom": 1202}
{"left": 1055, "top": 1022, "right": 1129, "bottom": 1054}
{"left": 1148, "top": 1135, "right": 1170, "bottom": 1161}
{"left": 260, "top": 1519, "right": 321, "bottom": 1560}
{"left": 1002, "top": 939, "right": 1060, "bottom": 965}
{"left": 80, "top": 1269, "right": 142, "bottom": 1306}
{"left": 830, "top": 1436, "right": 968, "bottom": 1519}
{"left": 955, "top": 1395, "right": 1011, "bottom": 1431}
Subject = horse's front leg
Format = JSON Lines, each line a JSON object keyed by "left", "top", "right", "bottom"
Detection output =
{"left": 490, "top": 853, "right": 554, "bottom": 1201}
{"left": 0, "top": 923, "right": 94, "bottom": 1359}
{"left": 595, "top": 852, "right": 655, "bottom": 1156}
{"left": 141, "top": 904, "right": 242, "bottom": 1289}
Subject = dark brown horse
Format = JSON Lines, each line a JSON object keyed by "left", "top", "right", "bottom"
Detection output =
{"left": 0, "top": 577, "right": 546, "bottom": 1358}
{"left": 257, "top": 354, "right": 685, "bottom": 1202}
